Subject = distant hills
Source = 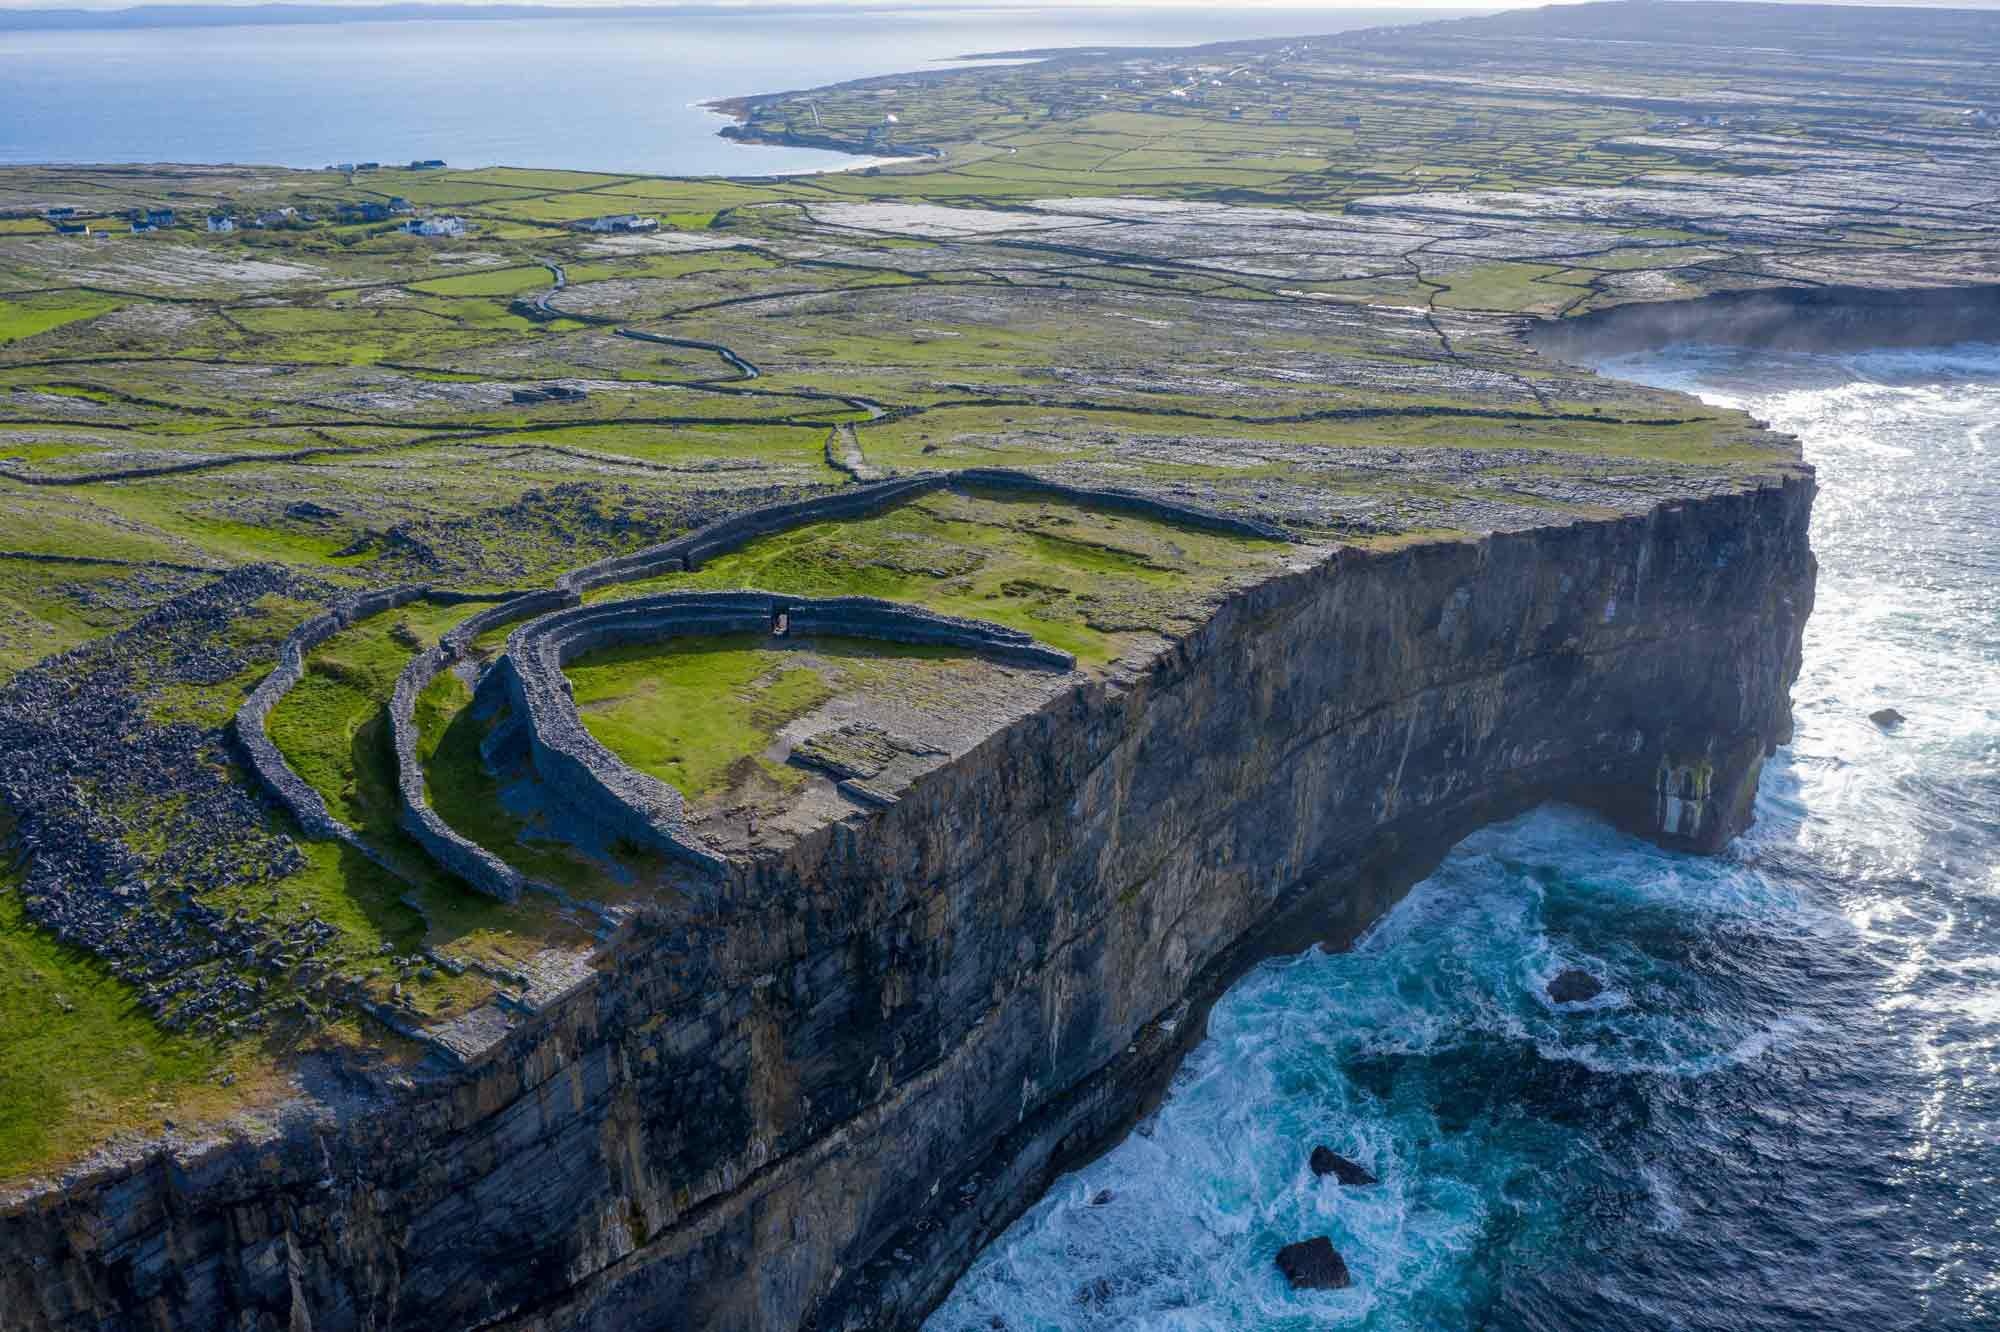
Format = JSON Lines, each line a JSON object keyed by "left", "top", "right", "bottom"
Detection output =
{"left": 0, "top": 2, "right": 925, "bottom": 31}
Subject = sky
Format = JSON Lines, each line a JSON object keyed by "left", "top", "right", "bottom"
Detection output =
{"left": 2, "top": 0, "right": 1994, "bottom": 13}
{"left": 0, "top": 0, "right": 1533, "bottom": 9}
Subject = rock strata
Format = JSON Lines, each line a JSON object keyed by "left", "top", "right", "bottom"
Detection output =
{"left": 7, "top": 3, "right": 1996, "bottom": 1318}
{"left": 0, "top": 470, "right": 1815, "bottom": 1332}
{"left": 1530, "top": 286, "right": 2000, "bottom": 361}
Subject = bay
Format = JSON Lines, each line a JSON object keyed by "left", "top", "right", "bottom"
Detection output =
{"left": 0, "top": 6, "right": 1465, "bottom": 174}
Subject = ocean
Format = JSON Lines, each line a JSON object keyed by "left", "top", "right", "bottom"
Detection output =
{"left": 925, "top": 343, "right": 2000, "bottom": 1331}
{"left": 0, "top": 6, "right": 1461, "bottom": 175}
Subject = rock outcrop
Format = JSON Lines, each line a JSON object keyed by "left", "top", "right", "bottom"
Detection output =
{"left": 1310, "top": 1146, "right": 1378, "bottom": 1186}
{"left": 1275, "top": 1237, "right": 1352, "bottom": 1291}
{"left": 0, "top": 468, "right": 1814, "bottom": 1332}
{"left": 1527, "top": 285, "right": 2000, "bottom": 360}
{"left": 1547, "top": 969, "right": 1606, "bottom": 1005}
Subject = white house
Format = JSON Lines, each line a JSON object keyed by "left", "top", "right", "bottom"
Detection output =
{"left": 579, "top": 214, "right": 659, "bottom": 234}
{"left": 207, "top": 215, "right": 236, "bottom": 233}
{"left": 400, "top": 216, "right": 466, "bottom": 238}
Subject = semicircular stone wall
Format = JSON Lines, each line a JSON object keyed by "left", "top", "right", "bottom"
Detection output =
{"left": 237, "top": 468, "right": 1275, "bottom": 907}
{"left": 476, "top": 590, "right": 1078, "bottom": 881}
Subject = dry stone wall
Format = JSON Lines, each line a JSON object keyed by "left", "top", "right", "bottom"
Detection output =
{"left": 0, "top": 473, "right": 1817, "bottom": 1332}
{"left": 230, "top": 582, "right": 435, "bottom": 845}
{"left": 559, "top": 475, "right": 944, "bottom": 595}
{"left": 229, "top": 583, "right": 536, "bottom": 899}
{"left": 237, "top": 467, "right": 1256, "bottom": 904}
{"left": 383, "top": 588, "right": 582, "bottom": 903}
{"left": 947, "top": 468, "right": 1289, "bottom": 540}
{"left": 479, "top": 591, "right": 1075, "bottom": 879}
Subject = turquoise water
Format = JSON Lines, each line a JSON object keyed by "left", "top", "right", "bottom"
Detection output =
{"left": 0, "top": 7, "right": 1456, "bottom": 174}
{"left": 928, "top": 344, "right": 2000, "bottom": 1331}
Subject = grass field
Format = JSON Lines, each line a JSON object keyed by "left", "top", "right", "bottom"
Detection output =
{"left": 604, "top": 490, "right": 1294, "bottom": 665}
{"left": 268, "top": 601, "right": 484, "bottom": 832}
{"left": 569, "top": 635, "right": 836, "bottom": 799}
{"left": 565, "top": 633, "right": 1051, "bottom": 809}
{"left": 0, "top": 865, "right": 250, "bottom": 1183}
{"left": 0, "top": 292, "right": 121, "bottom": 344}
{"left": 0, "top": 0, "right": 1919, "bottom": 1176}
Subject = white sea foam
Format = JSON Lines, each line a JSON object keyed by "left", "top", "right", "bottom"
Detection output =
{"left": 929, "top": 345, "right": 2000, "bottom": 1332}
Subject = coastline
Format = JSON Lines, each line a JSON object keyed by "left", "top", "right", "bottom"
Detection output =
{"left": 0, "top": 456, "right": 1819, "bottom": 1331}
{"left": 689, "top": 98, "right": 930, "bottom": 175}
{"left": 2, "top": 207, "right": 1989, "bottom": 1332}
{"left": 907, "top": 284, "right": 2000, "bottom": 1329}
{"left": 700, "top": 92, "right": 947, "bottom": 165}
{"left": 5, "top": 0, "right": 1999, "bottom": 1324}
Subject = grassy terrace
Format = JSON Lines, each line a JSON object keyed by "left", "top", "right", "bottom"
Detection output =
{"left": 260, "top": 601, "right": 614, "bottom": 1025}
{"left": 557, "top": 490, "right": 1297, "bottom": 821}
{"left": 2, "top": 0, "right": 1989, "bottom": 1177}
{"left": 569, "top": 635, "right": 946, "bottom": 803}
{"left": 417, "top": 667, "right": 686, "bottom": 901}
{"left": 598, "top": 489, "right": 1298, "bottom": 664}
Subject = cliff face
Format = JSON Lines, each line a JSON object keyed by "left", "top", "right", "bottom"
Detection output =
{"left": 0, "top": 475, "right": 1814, "bottom": 1332}
{"left": 1528, "top": 284, "right": 2000, "bottom": 359}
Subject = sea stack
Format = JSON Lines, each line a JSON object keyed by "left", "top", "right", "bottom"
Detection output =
{"left": 1548, "top": 969, "right": 1606, "bottom": 1004}
{"left": 1276, "top": 1237, "right": 1352, "bottom": 1290}
{"left": 1310, "top": 1146, "right": 1378, "bottom": 1186}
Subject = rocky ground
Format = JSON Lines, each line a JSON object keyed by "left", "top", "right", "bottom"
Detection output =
{"left": 0, "top": 0, "right": 1993, "bottom": 1186}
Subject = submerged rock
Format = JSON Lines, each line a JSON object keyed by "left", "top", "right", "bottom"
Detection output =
{"left": 1073, "top": 1276, "right": 1113, "bottom": 1307}
{"left": 1870, "top": 707, "right": 1906, "bottom": 728}
{"left": 1309, "top": 1146, "right": 1378, "bottom": 1186}
{"left": 1088, "top": 1188, "right": 1114, "bottom": 1206}
{"left": 1547, "top": 969, "right": 1605, "bottom": 1004}
{"left": 1275, "top": 1236, "right": 1351, "bottom": 1290}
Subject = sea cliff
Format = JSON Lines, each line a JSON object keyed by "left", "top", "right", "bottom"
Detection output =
{"left": 0, "top": 471, "right": 1814, "bottom": 1332}
{"left": 1529, "top": 285, "right": 2000, "bottom": 359}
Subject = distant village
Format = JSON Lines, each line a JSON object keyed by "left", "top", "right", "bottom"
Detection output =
{"left": 34, "top": 193, "right": 669, "bottom": 243}
{"left": 32, "top": 157, "right": 473, "bottom": 240}
{"left": 25, "top": 156, "right": 672, "bottom": 244}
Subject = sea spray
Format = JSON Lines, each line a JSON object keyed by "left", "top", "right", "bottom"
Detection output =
{"left": 927, "top": 808, "right": 1830, "bottom": 1332}
{"left": 928, "top": 344, "right": 2000, "bottom": 1332}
